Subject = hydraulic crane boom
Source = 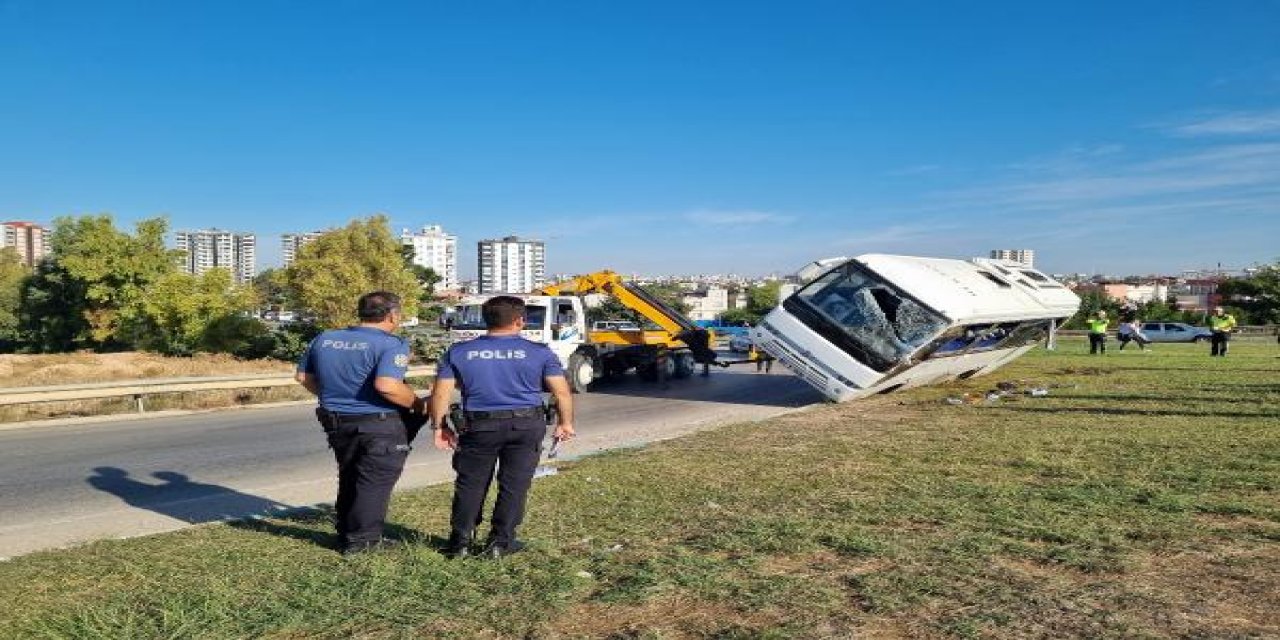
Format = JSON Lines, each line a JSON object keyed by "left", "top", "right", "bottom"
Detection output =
{"left": 537, "top": 270, "right": 720, "bottom": 365}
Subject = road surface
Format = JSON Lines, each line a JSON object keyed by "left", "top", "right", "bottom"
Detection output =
{"left": 0, "top": 369, "right": 821, "bottom": 558}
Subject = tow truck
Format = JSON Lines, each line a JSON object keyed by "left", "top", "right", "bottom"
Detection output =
{"left": 447, "top": 270, "right": 722, "bottom": 392}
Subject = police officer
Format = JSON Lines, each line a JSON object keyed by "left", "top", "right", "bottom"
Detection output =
{"left": 295, "top": 291, "right": 425, "bottom": 556}
{"left": 1208, "top": 306, "right": 1238, "bottom": 357}
{"left": 1087, "top": 310, "right": 1109, "bottom": 355}
{"left": 429, "top": 295, "right": 575, "bottom": 559}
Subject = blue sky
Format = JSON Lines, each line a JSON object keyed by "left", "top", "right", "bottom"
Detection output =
{"left": 2, "top": 1, "right": 1278, "bottom": 278}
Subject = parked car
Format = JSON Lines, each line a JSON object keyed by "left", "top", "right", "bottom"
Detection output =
{"left": 1139, "top": 322, "right": 1213, "bottom": 343}
{"left": 728, "top": 334, "right": 754, "bottom": 352}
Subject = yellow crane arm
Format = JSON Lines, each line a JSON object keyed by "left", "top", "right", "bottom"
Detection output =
{"left": 537, "top": 270, "right": 721, "bottom": 364}
{"left": 538, "top": 270, "right": 691, "bottom": 337}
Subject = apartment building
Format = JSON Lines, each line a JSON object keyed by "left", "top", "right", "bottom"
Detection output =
{"left": 174, "top": 229, "right": 256, "bottom": 283}
{"left": 478, "top": 236, "right": 545, "bottom": 294}
{"left": 401, "top": 225, "right": 458, "bottom": 291}
{"left": 1, "top": 221, "right": 50, "bottom": 266}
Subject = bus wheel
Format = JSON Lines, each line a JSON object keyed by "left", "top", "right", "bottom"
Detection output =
{"left": 672, "top": 352, "right": 696, "bottom": 378}
{"left": 567, "top": 353, "right": 595, "bottom": 393}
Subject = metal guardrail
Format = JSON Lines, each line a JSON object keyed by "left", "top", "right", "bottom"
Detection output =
{"left": 0, "top": 366, "right": 437, "bottom": 412}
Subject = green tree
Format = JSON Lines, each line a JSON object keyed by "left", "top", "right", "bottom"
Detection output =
{"left": 253, "top": 268, "right": 291, "bottom": 312}
{"left": 18, "top": 258, "right": 90, "bottom": 352}
{"left": 719, "top": 307, "right": 761, "bottom": 326}
{"left": 0, "top": 248, "right": 28, "bottom": 350}
{"left": 124, "top": 268, "right": 261, "bottom": 355}
{"left": 46, "top": 215, "right": 183, "bottom": 348}
{"left": 284, "top": 215, "right": 420, "bottom": 328}
{"left": 1218, "top": 262, "right": 1280, "bottom": 325}
{"left": 746, "top": 281, "right": 782, "bottom": 315}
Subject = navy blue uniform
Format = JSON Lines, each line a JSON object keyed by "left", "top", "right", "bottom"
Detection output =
{"left": 298, "top": 326, "right": 413, "bottom": 551}
{"left": 438, "top": 335, "right": 563, "bottom": 549}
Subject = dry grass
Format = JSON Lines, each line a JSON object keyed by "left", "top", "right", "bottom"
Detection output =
{"left": 0, "top": 386, "right": 313, "bottom": 423}
{"left": 0, "top": 352, "right": 291, "bottom": 388}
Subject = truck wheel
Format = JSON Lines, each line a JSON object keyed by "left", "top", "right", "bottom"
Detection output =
{"left": 637, "top": 363, "right": 658, "bottom": 382}
{"left": 673, "top": 352, "right": 696, "bottom": 379}
{"left": 567, "top": 353, "right": 595, "bottom": 393}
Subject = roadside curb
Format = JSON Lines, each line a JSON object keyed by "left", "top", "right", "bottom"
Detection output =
{"left": 0, "top": 400, "right": 317, "bottom": 432}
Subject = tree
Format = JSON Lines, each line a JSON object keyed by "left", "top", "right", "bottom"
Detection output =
{"left": 253, "top": 268, "right": 290, "bottom": 312}
{"left": 284, "top": 216, "right": 420, "bottom": 328}
{"left": 46, "top": 215, "right": 183, "bottom": 348}
{"left": 1218, "top": 262, "right": 1280, "bottom": 324}
{"left": 124, "top": 268, "right": 261, "bottom": 356}
{"left": 719, "top": 307, "right": 760, "bottom": 326}
{"left": 0, "top": 248, "right": 27, "bottom": 350}
{"left": 18, "top": 258, "right": 90, "bottom": 352}
{"left": 747, "top": 281, "right": 782, "bottom": 315}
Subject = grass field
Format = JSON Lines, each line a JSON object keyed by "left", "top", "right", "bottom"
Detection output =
{"left": 1, "top": 338, "right": 1276, "bottom": 638}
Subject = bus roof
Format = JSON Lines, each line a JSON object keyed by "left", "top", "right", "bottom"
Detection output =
{"left": 856, "top": 254, "right": 1079, "bottom": 323}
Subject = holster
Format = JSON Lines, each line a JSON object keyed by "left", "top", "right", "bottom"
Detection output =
{"left": 447, "top": 402, "right": 468, "bottom": 436}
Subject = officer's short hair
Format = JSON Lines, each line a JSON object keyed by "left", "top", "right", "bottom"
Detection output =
{"left": 482, "top": 295, "right": 526, "bottom": 329}
{"left": 357, "top": 291, "right": 402, "bottom": 322}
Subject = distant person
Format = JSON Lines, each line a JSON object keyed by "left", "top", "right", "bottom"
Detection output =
{"left": 1207, "top": 307, "right": 1238, "bottom": 357}
{"left": 1117, "top": 320, "right": 1150, "bottom": 351}
{"left": 749, "top": 343, "right": 773, "bottom": 373}
{"left": 1087, "top": 310, "right": 1109, "bottom": 355}
{"left": 295, "top": 291, "right": 426, "bottom": 556}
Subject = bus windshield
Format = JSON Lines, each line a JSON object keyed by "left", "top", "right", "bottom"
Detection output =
{"left": 784, "top": 262, "right": 949, "bottom": 372}
{"left": 451, "top": 304, "right": 547, "bottom": 331}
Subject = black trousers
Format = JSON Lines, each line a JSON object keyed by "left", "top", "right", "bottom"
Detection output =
{"left": 449, "top": 415, "right": 546, "bottom": 546}
{"left": 1210, "top": 331, "right": 1230, "bottom": 356}
{"left": 321, "top": 414, "right": 411, "bottom": 548}
{"left": 1089, "top": 332, "right": 1106, "bottom": 354}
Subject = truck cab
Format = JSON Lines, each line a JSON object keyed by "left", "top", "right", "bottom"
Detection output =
{"left": 448, "top": 295, "right": 589, "bottom": 371}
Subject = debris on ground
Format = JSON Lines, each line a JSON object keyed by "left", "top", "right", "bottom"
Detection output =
{"left": 533, "top": 466, "right": 559, "bottom": 478}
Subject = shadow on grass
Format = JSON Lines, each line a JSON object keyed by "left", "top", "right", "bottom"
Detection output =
{"left": 226, "top": 507, "right": 436, "bottom": 552}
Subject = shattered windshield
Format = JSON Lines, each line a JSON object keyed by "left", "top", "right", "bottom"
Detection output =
{"left": 451, "top": 304, "right": 546, "bottom": 331}
{"left": 787, "top": 262, "right": 948, "bottom": 372}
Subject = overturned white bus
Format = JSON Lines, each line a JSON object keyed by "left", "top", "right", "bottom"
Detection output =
{"left": 752, "top": 254, "right": 1081, "bottom": 402}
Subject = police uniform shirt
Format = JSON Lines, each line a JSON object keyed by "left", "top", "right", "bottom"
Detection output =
{"left": 297, "top": 326, "right": 411, "bottom": 414}
{"left": 438, "top": 335, "right": 564, "bottom": 411}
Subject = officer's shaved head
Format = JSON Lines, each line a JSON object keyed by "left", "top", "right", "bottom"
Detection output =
{"left": 483, "top": 296, "right": 526, "bottom": 329}
{"left": 357, "top": 291, "right": 402, "bottom": 322}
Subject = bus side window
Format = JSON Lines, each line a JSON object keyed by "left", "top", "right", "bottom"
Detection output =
{"left": 1000, "top": 320, "right": 1052, "bottom": 348}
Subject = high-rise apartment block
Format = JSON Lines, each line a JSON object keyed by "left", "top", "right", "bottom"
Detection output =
{"left": 281, "top": 231, "right": 326, "bottom": 267}
{"left": 478, "top": 236, "right": 545, "bottom": 293}
{"left": 989, "top": 249, "right": 1035, "bottom": 268}
{"left": 1, "top": 221, "right": 50, "bottom": 266}
{"left": 174, "top": 229, "right": 256, "bottom": 283}
{"left": 401, "top": 225, "right": 458, "bottom": 291}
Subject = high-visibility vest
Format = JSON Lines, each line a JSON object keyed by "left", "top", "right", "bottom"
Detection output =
{"left": 1209, "top": 314, "right": 1237, "bottom": 332}
{"left": 1087, "top": 318, "right": 1108, "bottom": 334}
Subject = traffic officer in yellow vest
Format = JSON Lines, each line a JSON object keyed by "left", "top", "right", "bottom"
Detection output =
{"left": 1087, "top": 310, "right": 1109, "bottom": 355}
{"left": 1208, "top": 306, "right": 1238, "bottom": 357}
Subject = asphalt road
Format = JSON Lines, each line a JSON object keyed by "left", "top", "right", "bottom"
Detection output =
{"left": 0, "top": 368, "right": 821, "bottom": 559}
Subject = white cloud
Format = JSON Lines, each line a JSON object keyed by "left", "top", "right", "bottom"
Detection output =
{"left": 1168, "top": 109, "right": 1280, "bottom": 136}
{"left": 683, "top": 209, "right": 796, "bottom": 226}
